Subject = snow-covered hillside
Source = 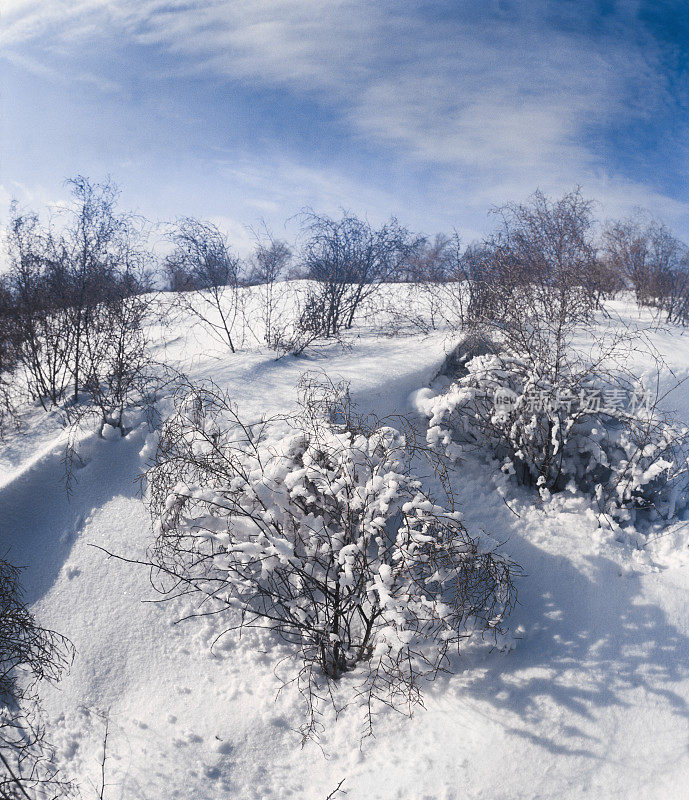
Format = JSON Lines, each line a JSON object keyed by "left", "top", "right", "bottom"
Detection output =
{"left": 3, "top": 286, "right": 689, "bottom": 800}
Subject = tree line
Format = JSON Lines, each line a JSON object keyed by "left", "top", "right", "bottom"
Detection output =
{"left": 1, "top": 178, "right": 688, "bottom": 435}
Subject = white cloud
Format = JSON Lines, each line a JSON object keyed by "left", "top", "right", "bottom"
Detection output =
{"left": 206, "top": 154, "right": 410, "bottom": 248}
{"left": 2, "top": 0, "right": 688, "bottom": 234}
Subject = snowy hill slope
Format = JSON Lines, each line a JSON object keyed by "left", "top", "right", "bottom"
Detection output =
{"left": 3, "top": 286, "right": 689, "bottom": 800}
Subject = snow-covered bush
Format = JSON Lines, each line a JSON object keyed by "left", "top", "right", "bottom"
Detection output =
{"left": 415, "top": 343, "right": 689, "bottom": 524}
{"left": 145, "top": 378, "right": 516, "bottom": 735}
{"left": 0, "top": 558, "right": 74, "bottom": 798}
{"left": 416, "top": 194, "right": 689, "bottom": 526}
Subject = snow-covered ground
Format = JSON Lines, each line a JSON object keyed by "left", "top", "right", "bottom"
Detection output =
{"left": 3, "top": 285, "right": 689, "bottom": 800}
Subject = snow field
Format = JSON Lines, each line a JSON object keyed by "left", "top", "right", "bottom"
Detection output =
{"left": 3, "top": 285, "right": 689, "bottom": 799}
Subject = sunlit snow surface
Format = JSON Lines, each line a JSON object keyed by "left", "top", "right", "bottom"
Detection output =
{"left": 2, "top": 285, "right": 689, "bottom": 800}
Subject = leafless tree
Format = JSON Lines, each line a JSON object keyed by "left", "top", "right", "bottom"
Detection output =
{"left": 465, "top": 189, "right": 602, "bottom": 330}
{"left": 165, "top": 218, "right": 243, "bottom": 352}
{"left": 298, "top": 211, "right": 415, "bottom": 337}
{"left": 602, "top": 217, "right": 689, "bottom": 323}
{"left": 246, "top": 230, "right": 292, "bottom": 347}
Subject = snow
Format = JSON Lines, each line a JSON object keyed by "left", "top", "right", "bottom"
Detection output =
{"left": 3, "top": 285, "right": 689, "bottom": 799}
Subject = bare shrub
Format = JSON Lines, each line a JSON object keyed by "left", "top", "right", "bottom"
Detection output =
{"left": 268, "top": 317, "right": 322, "bottom": 358}
{"left": 0, "top": 558, "right": 74, "bottom": 798}
{"left": 464, "top": 189, "right": 602, "bottom": 328}
{"left": 602, "top": 217, "right": 689, "bottom": 324}
{"left": 396, "top": 233, "right": 454, "bottom": 283}
{"left": 662, "top": 268, "right": 689, "bottom": 325}
{"left": 73, "top": 291, "right": 159, "bottom": 437}
{"left": 6, "top": 178, "right": 154, "bottom": 412}
{"left": 246, "top": 231, "right": 292, "bottom": 347}
{"left": 388, "top": 233, "right": 469, "bottom": 334}
{"left": 143, "top": 377, "right": 516, "bottom": 737}
{"left": 0, "top": 278, "right": 20, "bottom": 436}
{"left": 5, "top": 207, "right": 74, "bottom": 408}
{"left": 165, "top": 218, "right": 243, "bottom": 352}
{"left": 298, "top": 211, "right": 415, "bottom": 337}
{"left": 57, "top": 177, "right": 152, "bottom": 404}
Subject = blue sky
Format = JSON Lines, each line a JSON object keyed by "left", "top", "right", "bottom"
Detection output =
{"left": 2, "top": 0, "right": 688, "bottom": 250}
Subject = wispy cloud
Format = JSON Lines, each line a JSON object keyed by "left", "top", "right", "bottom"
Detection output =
{"left": 2, "top": 0, "right": 688, "bottom": 235}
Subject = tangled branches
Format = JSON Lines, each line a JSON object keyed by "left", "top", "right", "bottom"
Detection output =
{"left": 416, "top": 331, "right": 689, "bottom": 526}
{"left": 0, "top": 558, "right": 74, "bottom": 798}
{"left": 144, "top": 377, "right": 517, "bottom": 737}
